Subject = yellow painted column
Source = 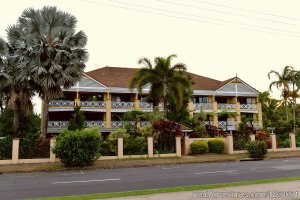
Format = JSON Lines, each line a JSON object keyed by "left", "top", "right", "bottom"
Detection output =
{"left": 105, "top": 92, "right": 111, "bottom": 128}
{"left": 134, "top": 93, "right": 141, "bottom": 128}
{"left": 236, "top": 101, "right": 241, "bottom": 125}
{"left": 257, "top": 102, "right": 263, "bottom": 128}
{"left": 213, "top": 101, "right": 218, "bottom": 127}
{"left": 188, "top": 99, "right": 193, "bottom": 117}
{"left": 135, "top": 93, "right": 140, "bottom": 110}
{"left": 75, "top": 98, "right": 80, "bottom": 106}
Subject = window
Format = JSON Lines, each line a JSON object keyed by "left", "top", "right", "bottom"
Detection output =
{"left": 112, "top": 95, "right": 121, "bottom": 102}
{"left": 192, "top": 96, "right": 209, "bottom": 103}
{"left": 199, "top": 97, "right": 208, "bottom": 103}
{"left": 238, "top": 98, "right": 253, "bottom": 104}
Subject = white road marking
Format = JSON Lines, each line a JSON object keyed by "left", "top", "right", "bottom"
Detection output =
{"left": 52, "top": 178, "right": 121, "bottom": 184}
{"left": 162, "top": 166, "right": 180, "bottom": 170}
{"left": 62, "top": 170, "right": 84, "bottom": 176}
{"left": 194, "top": 170, "right": 238, "bottom": 175}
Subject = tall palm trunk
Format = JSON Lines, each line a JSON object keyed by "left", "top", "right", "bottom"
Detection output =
{"left": 285, "top": 100, "right": 288, "bottom": 122}
{"left": 13, "top": 108, "right": 20, "bottom": 138}
{"left": 41, "top": 97, "right": 49, "bottom": 136}
{"left": 162, "top": 82, "right": 167, "bottom": 119}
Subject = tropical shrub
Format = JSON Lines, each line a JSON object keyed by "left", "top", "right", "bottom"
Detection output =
{"left": 247, "top": 141, "right": 267, "bottom": 158}
{"left": 68, "top": 105, "right": 85, "bottom": 131}
{"left": 208, "top": 138, "right": 225, "bottom": 154}
{"left": 279, "top": 138, "right": 290, "bottom": 148}
{"left": 53, "top": 128, "right": 101, "bottom": 167}
{"left": 19, "top": 132, "right": 50, "bottom": 159}
{"left": 100, "top": 140, "right": 115, "bottom": 156}
{"left": 205, "top": 125, "right": 227, "bottom": 137}
{"left": 138, "top": 124, "right": 153, "bottom": 138}
{"left": 108, "top": 128, "right": 130, "bottom": 153}
{"left": 153, "top": 119, "right": 182, "bottom": 152}
{"left": 190, "top": 141, "right": 208, "bottom": 154}
{"left": 195, "top": 124, "right": 208, "bottom": 138}
{"left": 0, "top": 107, "right": 41, "bottom": 137}
{"left": 0, "top": 136, "right": 12, "bottom": 160}
{"left": 125, "top": 136, "right": 147, "bottom": 155}
{"left": 255, "top": 131, "right": 272, "bottom": 148}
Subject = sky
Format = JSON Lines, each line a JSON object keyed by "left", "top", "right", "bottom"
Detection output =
{"left": 1, "top": 0, "right": 300, "bottom": 113}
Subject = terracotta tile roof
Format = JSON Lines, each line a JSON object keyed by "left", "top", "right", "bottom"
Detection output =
{"left": 85, "top": 66, "right": 247, "bottom": 91}
{"left": 86, "top": 66, "right": 138, "bottom": 88}
{"left": 186, "top": 72, "right": 221, "bottom": 90}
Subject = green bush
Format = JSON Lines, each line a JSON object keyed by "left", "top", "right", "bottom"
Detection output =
{"left": 247, "top": 141, "right": 267, "bottom": 159}
{"left": 100, "top": 140, "right": 115, "bottom": 156}
{"left": 125, "top": 136, "right": 147, "bottom": 155}
{"left": 279, "top": 138, "right": 290, "bottom": 148}
{"left": 53, "top": 128, "right": 101, "bottom": 167}
{"left": 19, "top": 132, "right": 50, "bottom": 159}
{"left": 208, "top": 138, "right": 225, "bottom": 154}
{"left": 108, "top": 128, "right": 130, "bottom": 153}
{"left": 190, "top": 141, "right": 208, "bottom": 154}
{"left": 0, "top": 136, "right": 12, "bottom": 160}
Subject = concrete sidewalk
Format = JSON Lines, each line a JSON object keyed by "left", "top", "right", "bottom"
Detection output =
{"left": 106, "top": 180, "right": 300, "bottom": 200}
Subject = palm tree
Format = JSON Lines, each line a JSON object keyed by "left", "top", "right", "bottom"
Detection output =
{"left": 129, "top": 54, "right": 192, "bottom": 118}
{"left": 289, "top": 69, "right": 300, "bottom": 132}
{"left": 0, "top": 38, "right": 34, "bottom": 137}
{"left": 268, "top": 66, "right": 294, "bottom": 122}
{"left": 7, "top": 6, "right": 88, "bottom": 135}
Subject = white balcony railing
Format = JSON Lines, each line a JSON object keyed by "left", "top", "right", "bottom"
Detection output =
{"left": 111, "top": 101, "right": 135, "bottom": 109}
{"left": 140, "top": 121, "right": 150, "bottom": 127}
{"left": 240, "top": 104, "right": 258, "bottom": 110}
{"left": 85, "top": 120, "right": 105, "bottom": 127}
{"left": 80, "top": 101, "right": 105, "bottom": 108}
{"left": 140, "top": 102, "right": 153, "bottom": 110}
{"left": 48, "top": 121, "right": 69, "bottom": 128}
{"left": 203, "top": 121, "right": 214, "bottom": 126}
{"left": 193, "top": 103, "right": 213, "bottom": 110}
{"left": 49, "top": 100, "right": 74, "bottom": 107}
{"left": 217, "top": 103, "right": 236, "bottom": 110}
{"left": 111, "top": 121, "right": 135, "bottom": 128}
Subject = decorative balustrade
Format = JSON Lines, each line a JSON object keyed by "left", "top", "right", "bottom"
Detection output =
{"left": 203, "top": 121, "right": 214, "bottom": 126}
{"left": 140, "top": 102, "right": 153, "bottom": 110}
{"left": 193, "top": 103, "right": 213, "bottom": 110}
{"left": 217, "top": 103, "right": 236, "bottom": 110}
{"left": 218, "top": 121, "right": 227, "bottom": 127}
{"left": 111, "top": 121, "right": 135, "bottom": 128}
{"left": 49, "top": 100, "right": 74, "bottom": 107}
{"left": 111, "top": 101, "right": 135, "bottom": 109}
{"left": 240, "top": 104, "right": 258, "bottom": 110}
{"left": 140, "top": 121, "right": 150, "bottom": 127}
{"left": 80, "top": 101, "right": 105, "bottom": 108}
{"left": 85, "top": 121, "right": 105, "bottom": 127}
{"left": 48, "top": 121, "right": 69, "bottom": 128}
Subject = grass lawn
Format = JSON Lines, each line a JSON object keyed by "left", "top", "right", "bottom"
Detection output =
{"left": 27, "top": 176, "right": 300, "bottom": 200}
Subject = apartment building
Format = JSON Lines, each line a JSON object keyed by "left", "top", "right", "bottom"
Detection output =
{"left": 47, "top": 66, "right": 262, "bottom": 133}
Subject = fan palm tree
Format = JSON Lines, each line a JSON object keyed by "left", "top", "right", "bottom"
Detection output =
{"left": 268, "top": 66, "right": 294, "bottom": 122}
{"left": 7, "top": 6, "right": 88, "bottom": 135}
{"left": 0, "top": 38, "right": 34, "bottom": 137}
{"left": 129, "top": 54, "right": 192, "bottom": 118}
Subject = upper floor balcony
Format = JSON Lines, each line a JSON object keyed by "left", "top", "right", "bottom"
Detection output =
{"left": 48, "top": 100, "right": 259, "bottom": 113}
{"left": 193, "top": 103, "right": 213, "bottom": 113}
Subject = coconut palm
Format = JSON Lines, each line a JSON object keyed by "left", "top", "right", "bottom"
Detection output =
{"left": 129, "top": 54, "right": 192, "bottom": 118}
{"left": 289, "top": 69, "right": 300, "bottom": 132}
{"left": 268, "top": 66, "right": 294, "bottom": 122}
{"left": 7, "top": 6, "right": 88, "bottom": 135}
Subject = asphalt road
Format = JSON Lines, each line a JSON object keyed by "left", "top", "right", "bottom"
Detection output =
{"left": 1, "top": 157, "right": 300, "bottom": 199}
